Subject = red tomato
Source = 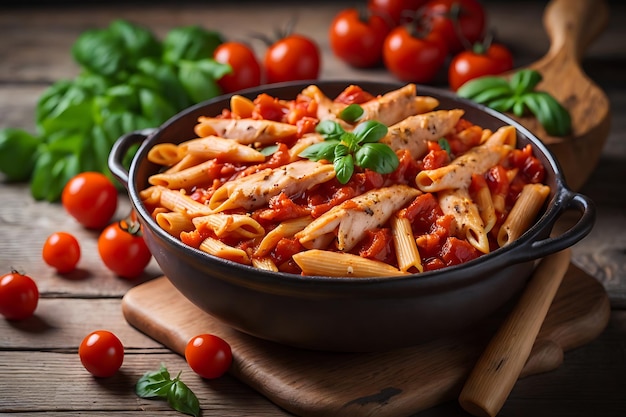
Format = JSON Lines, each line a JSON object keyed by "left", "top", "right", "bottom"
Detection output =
{"left": 448, "top": 43, "right": 514, "bottom": 90}
{"left": 214, "top": 41, "right": 262, "bottom": 93}
{"left": 97, "top": 217, "right": 152, "bottom": 279}
{"left": 62, "top": 172, "right": 118, "bottom": 230}
{"left": 42, "top": 232, "right": 81, "bottom": 274}
{"left": 79, "top": 330, "right": 124, "bottom": 377}
{"left": 264, "top": 34, "right": 320, "bottom": 84}
{"left": 422, "top": 0, "right": 486, "bottom": 53}
{"left": 329, "top": 8, "right": 391, "bottom": 68}
{"left": 0, "top": 271, "right": 39, "bottom": 320}
{"left": 367, "top": 0, "right": 429, "bottom": 26}
{"left": 185, "top": 334, "right": 233, "bottom": 379}
{"left": 382, "top": 26, "right": 448, "bottom": 83}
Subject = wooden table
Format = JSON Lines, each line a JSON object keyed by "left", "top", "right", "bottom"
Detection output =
{"left": 1, "top": 1, "right": 625, "bottom": 416}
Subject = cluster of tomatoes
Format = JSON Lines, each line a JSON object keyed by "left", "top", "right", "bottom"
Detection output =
{"left": 1, "top": 171, "right": 233, "bottom": 380}
{"left": 329, "top": 0, "right": 514, "bottom": 90}
{"left": 213, "top": 32, "right": 321, "bottom": 94}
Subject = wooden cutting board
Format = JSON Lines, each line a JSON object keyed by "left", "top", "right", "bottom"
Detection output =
{"left": 122, "top": 263, "right": 610, "bottom": 417}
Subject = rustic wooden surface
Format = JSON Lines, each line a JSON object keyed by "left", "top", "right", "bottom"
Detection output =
{"left": 0, "top": 1, "right": 625, "bottom": 416}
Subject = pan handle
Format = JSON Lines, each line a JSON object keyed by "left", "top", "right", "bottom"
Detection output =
{"left": 108, "top": 128, "right": 156, "bottom": 189}
{"left": 507, "top": 188, "right": 595, "bottom": 263}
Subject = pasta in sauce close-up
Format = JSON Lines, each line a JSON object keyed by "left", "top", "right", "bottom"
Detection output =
{"left": 140, "top": 83, "right": 550, "bottom": 277}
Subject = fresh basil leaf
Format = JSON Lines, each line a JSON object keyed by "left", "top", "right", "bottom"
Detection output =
{"left": 72, "top": 28, "right": 126, "bottom": 78}
{"left": 470, "top": 86, "right": 513, "bottom": 105}
{"left": 138, "top": 88, "right": 178, "bottom": 125}
{"left": 137, "top": 58, "right": 192, "bottom": 110}
{"left": 136, "top": 365, "right": 174, "bottom": 399}
{"left": 456, "top": 76, "right": 511, "bottom": 100}
{"left": 108, "top": 19, "right": 162, "bottom": 66}
{"left": 36, "top": 82, "right": 95, "bottom": 135}
{"left": 260, "top": 145, "right": 278, "bottom": 156}
{"left": 512, "top": 97, "right": 527, "bottom": 117}
{"left": 437, "top": 138, "right": 451, "bottom": 154}
{"left": 315, "top": 120, "right": 345, "bottom": 141}
{"left": 30, "top": 151, "right": 80, "bottom": 202}
{"left": 539, "top": 92, "right": 571, "bottom": 136}
{"left": 339, "top": 104, "right": 364, "bottom": 123}
{"left": 0, "top": 128, "right": 42, "bottom": 181}
{"left": 299, "top": 140, "right": 340, "bottom": 161}
{"left": 334, "top": 153, "right": 354, "bottom": 184}
{"left": 510, "top": 69, "right": 542, "bottom": 96}
{"left": 486, "top": 96, "right": 516, "bottom": 112}
{"left": 355, "top": 143, "right": 399, "bottom": 174}
{"left": 163, "top": 25, "right": 224, "bottom": 64}
{"left": 177, "top": 59, "right": 229, "bottom": 103}
{"left": 167, "top": 379, "right": 201, "bottom": 417}
{"left": 352, "top": 120, "right": 388, "bottom": 144}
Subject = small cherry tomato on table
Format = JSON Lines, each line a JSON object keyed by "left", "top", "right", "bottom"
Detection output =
{"left": 383, "top": 25, "right": 448, "bottom": 83}
{"left": 422, "top": 0, "right": 486, "bottom": 53}
{"left": 42, "top": 232, "right": 81, "bottom": 274}
{"left": 329, "top": 8, "right": 391, "bottom": 68}
{"left": 0, "top": 271, "right": 39, "bottom": 320}
{"left": 264, "top": 34, "right": 320, "bottom": 84}
{"left": 98, "top": 215, "right": 152, "bottom": 279}
{"left": 185, "top": 334, "right": 233, "bottom": 379}
{"left": 79, "top": 330, "right": 124, "bottom": 377}
{"left": 448, "top": 42, "right": 514, "bottom": 91}
{"left": 62, "top": 172, "right": 118, "bottom": 230}
{"left": 213, "top": 41, "right": 262, "bottom": 93}
{"left": 367, "top": 0, "right": 429, "bottom": 26}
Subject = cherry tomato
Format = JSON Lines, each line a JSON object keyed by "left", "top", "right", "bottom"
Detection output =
{"left": 79, "top": 330, "right": 124, "bottom": 377}
{"left": 367, "top": 0, "right": 429, "bottom": 26}
{"left": 382, "top": 26, "right": 448, "bottom": 83}
{"left": 42, "top": 232, "right": 81, "bottom": 274}
{"left": 62, "top": 172, "right": 118, "bottom": 230}
{"left": 214, "top": 41, "right": 262, "bottom": 94}
{"left": 98, "top": 216, "right": 152, "bottom": 279}
{"left": 0, "top": 271, "right": 39, "bottom": 320}
{"left": 329, "top": 8, "right": 391, "bottom": 68}
{"left": 185, "top": 334, "right": 232, "bottom": 379}
{"left": 264, "top": 34, "right": 320, "bottom": 84}
{"left": 422, "top": 0, "right": 486, "bottom": 53}
{"left": 448, "top": 43, "right": 514, "bottom": 91}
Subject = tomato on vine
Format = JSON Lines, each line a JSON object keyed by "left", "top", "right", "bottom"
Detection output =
{"left": 422, "top": 0, "right": 486, "bottom": 53}
{"left": 0, "top": 271, "right": 39, "bottom": 320}
{"left": 79, "top": 330, "right": 124, "bottom": 377}
{"left": 97, "top": 214, "right": 152, "bottom": 279}
{"left": 62, "top": 172, "right": 118, "bottom": 230}
{"left": 329, "top": 8, "right": 391, "bottom": 68}
{"left": 185, "top": 334, "right": 233, "bottom": 379}
{"left": 448, "top": 42, "right": 514, "bottom": 91}
{"left": 367, "top": 0, "right": 429, "bottom": 26}
{"left": 264, "top": 34, "right": 320, "bottom": 84}
{"left": 214, "top": 41, "right": 262, "bottom": 93}
{"left": 382, "top": 24, "right": 448, "bottom": 83}
{"left": 42, "top": 232, "right": 81, "bottom": 274}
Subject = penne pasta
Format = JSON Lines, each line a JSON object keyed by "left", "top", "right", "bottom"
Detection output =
{"left": 390, "top": 215, "right": 423, "bottom": 272}
{"left": 439, "top": 188, "right": 490, "bottom": 254}
{"left": 156, "top": 211, "right": 195, "bottom": 237}
{"left": 497, "top": 183, "right": 551, "bottom": 247}
{"left": 292, "top": 249, "right": 409, "bottom": 277}
{"left": 141, "top": 83, "right": 551, "bottom": 277}
{"left": 199, "top": 236, "right": 251, "bottom": 265}
{"left": 192, "top": 213, "right": 265, "bottom": 239}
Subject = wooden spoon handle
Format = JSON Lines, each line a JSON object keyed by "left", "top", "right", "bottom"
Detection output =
{"left": 458, "top": 249, "right": 571, "bottom": 417}
{"left": 542, "top": 0, "right": 609, "bottom": 62}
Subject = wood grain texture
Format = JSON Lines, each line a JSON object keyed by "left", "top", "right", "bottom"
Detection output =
{"left": 122, "top": 263, "right": 610, "bottom": 417}
{"left": 506, "top": 0, "right": 611, "bottom": 191}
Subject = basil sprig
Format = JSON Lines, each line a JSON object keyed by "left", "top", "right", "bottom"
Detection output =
{"left": 300, "top": 117, "right": 399, "bottom": 184}
{"left": 136, "top": 365, "right": 200, "bottom": 417}
{"left": 457, "top": 69, "right": 572, "bottom": 137}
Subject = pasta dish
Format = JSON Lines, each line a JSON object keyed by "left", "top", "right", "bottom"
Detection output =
{"left": 139, "top": 83, "right": 550, "bottom": 277}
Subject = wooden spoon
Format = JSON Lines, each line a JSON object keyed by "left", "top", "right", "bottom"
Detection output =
{"left": 458, "top": 249, "right": 572, "bottom": 417}
{"left": 505, "top": 0, "right": 611, "bottom": 191}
